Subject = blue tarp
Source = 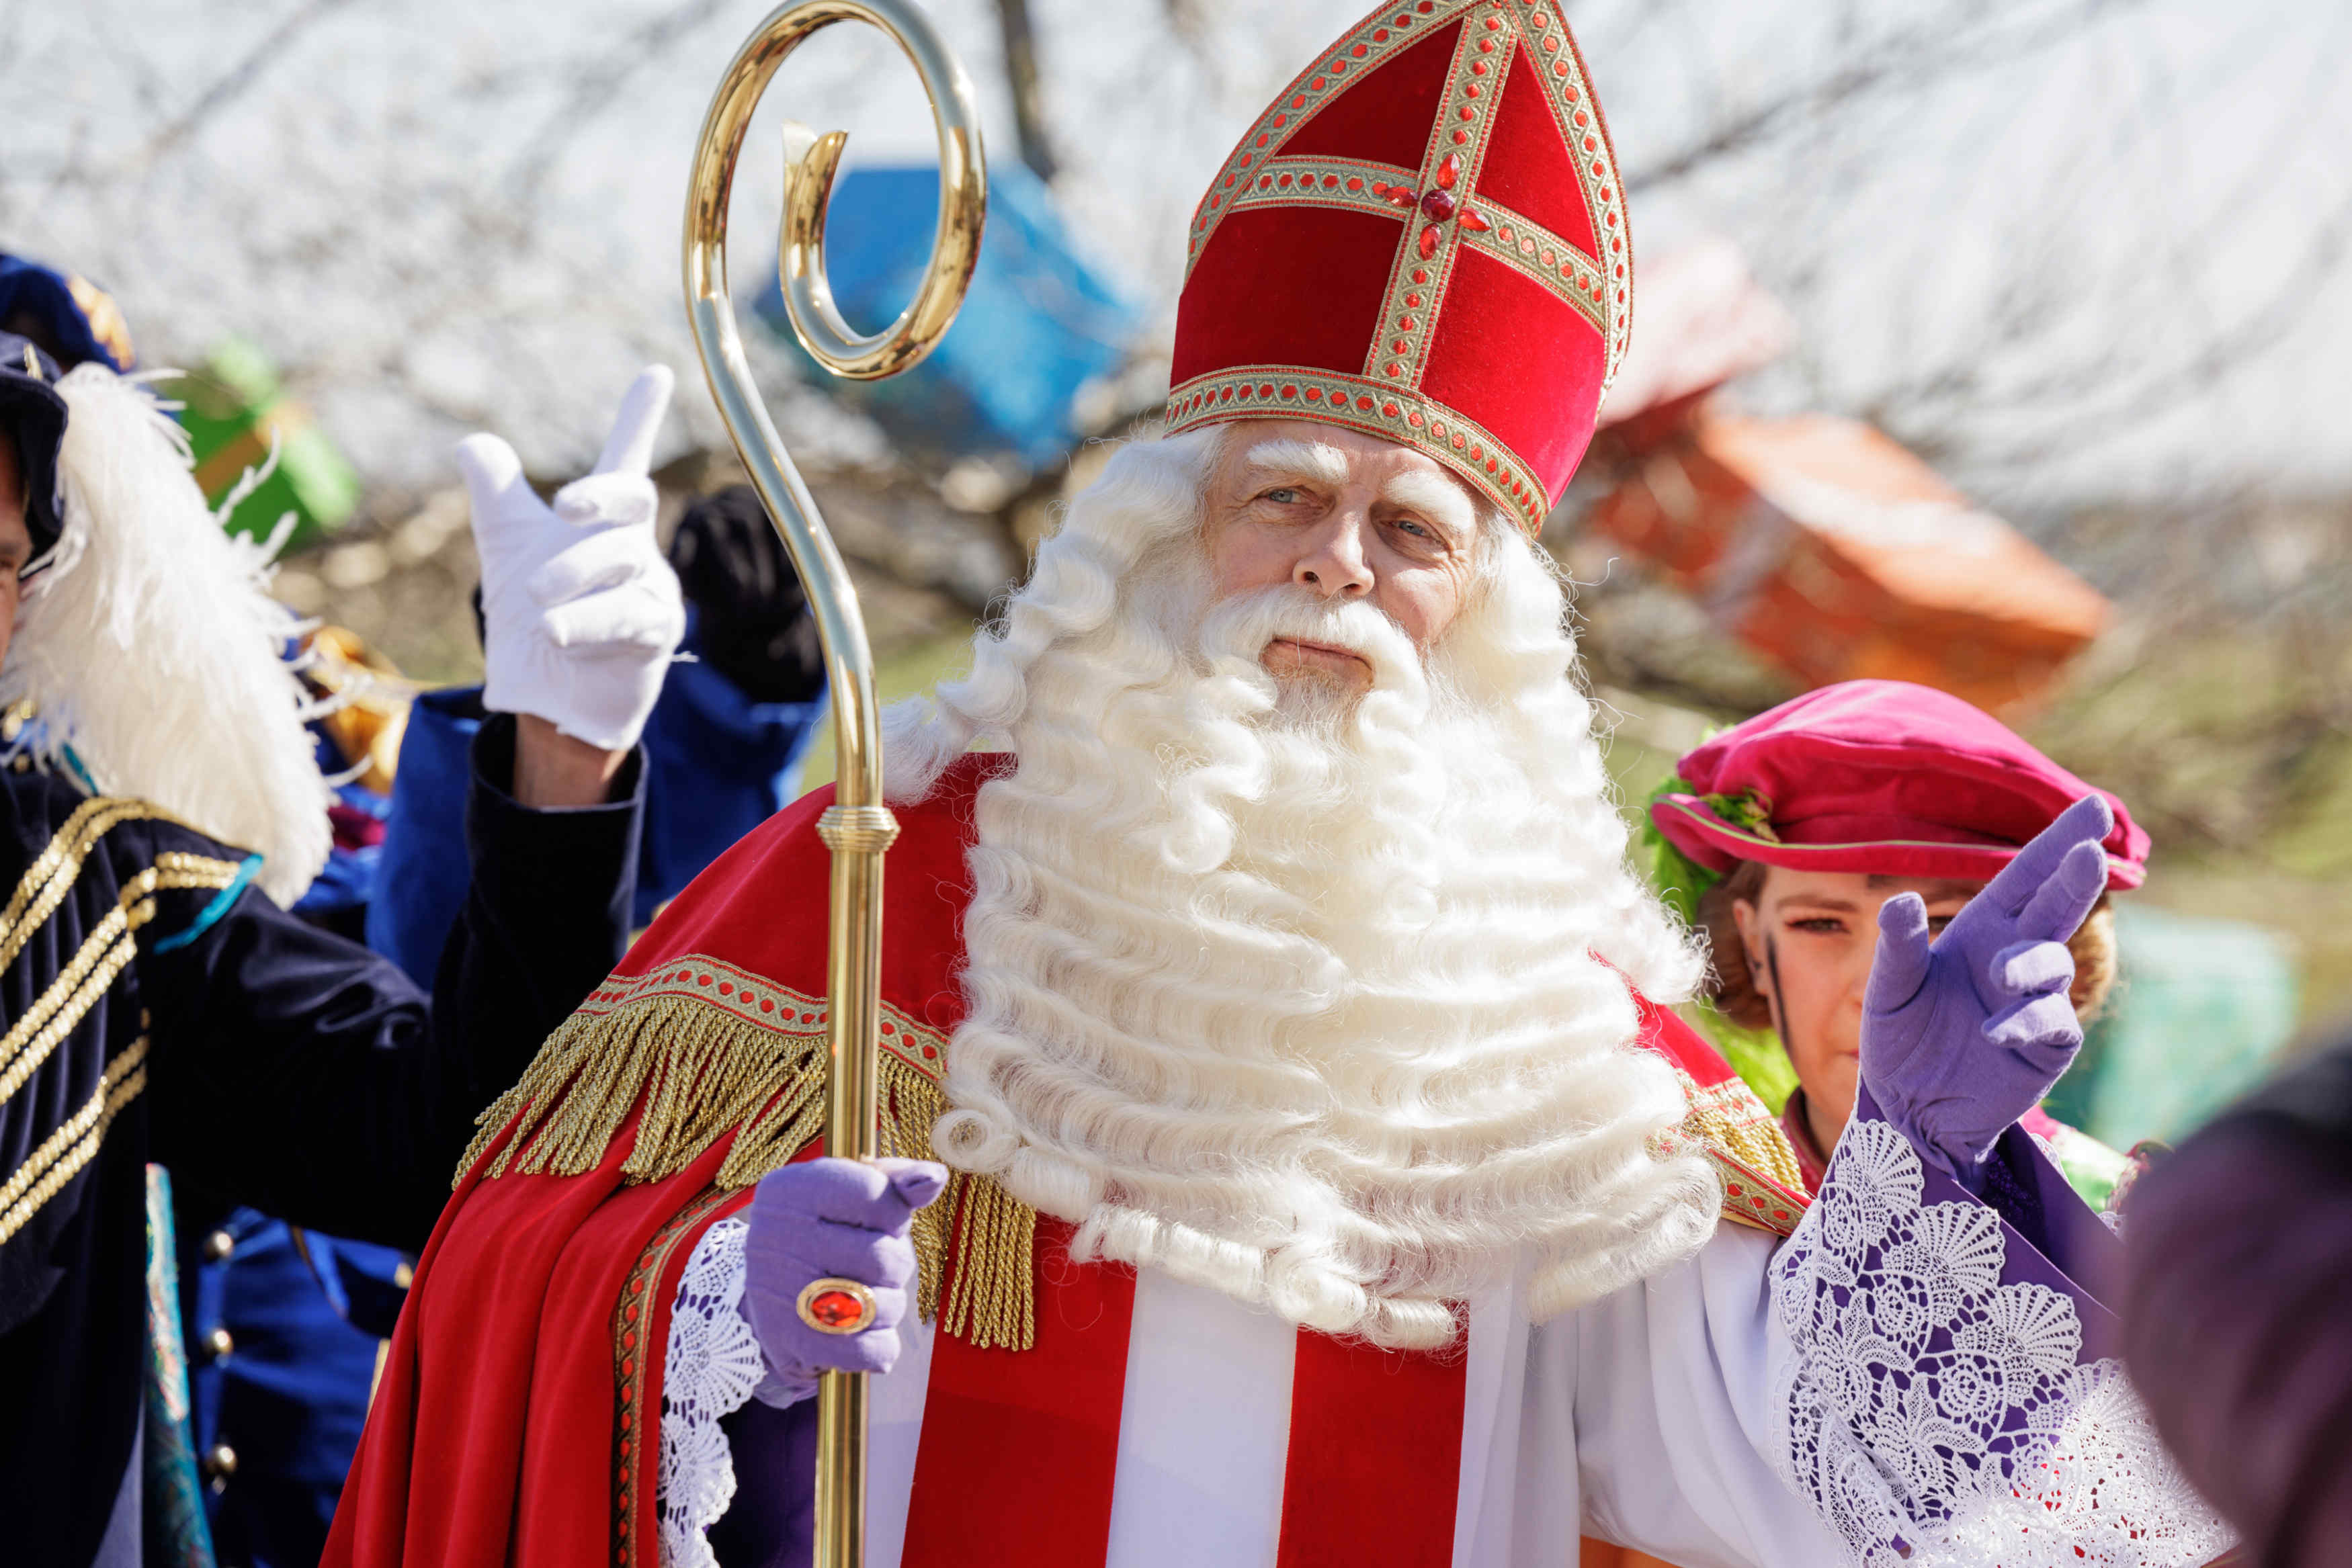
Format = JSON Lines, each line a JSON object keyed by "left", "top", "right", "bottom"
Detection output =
{"left": 757, "top": 159, "right": 1140, "bottom": 469}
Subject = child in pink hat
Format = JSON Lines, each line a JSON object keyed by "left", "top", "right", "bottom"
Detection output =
{"left": 1646, "top": 679, "right": 2147, "bottom": 1203}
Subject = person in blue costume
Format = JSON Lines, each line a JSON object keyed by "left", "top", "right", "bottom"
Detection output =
{"left": 178, "top": 482, "right": 828, "bottom": 1568}
{"left": 371, "top": 480, "right": 828, "bottom": 975}
{"left": 0, "top": 309, "right": 684, "bottom": 1568}
{"left": 0, "top": 247, "right": 821, "bottom": 1566}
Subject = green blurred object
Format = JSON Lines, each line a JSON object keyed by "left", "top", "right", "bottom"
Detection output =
{"left": 1706, "top": 1007, "right": 1800, "bottom": 1113}
{"left": 2043, "top": 903, "right": 2300, "bottom": 1147}
{"left": 165, "top": 338, "right": 359, "bottom": 548}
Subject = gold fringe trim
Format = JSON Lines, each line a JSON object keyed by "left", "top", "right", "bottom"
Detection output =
{"left": 1681, "top": 1072, "right": 1808, "bottom": 1193}
{"left": 1658, "top": 1068, "right": 1812, "bottom": 1237}
{"left": 459, "top": 992, "right": 827, "bottom": 1188}
{"left": 460, "top": 954, "right": 1039, "bottom": 1350}
{"left": 939, "top": 1166, "right": 1037, "bottom": 1350}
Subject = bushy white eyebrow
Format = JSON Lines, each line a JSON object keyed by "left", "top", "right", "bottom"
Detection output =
{"left": 1382, "top": 468, "right": 1477, "bottom": 542}
{"left": 1241, "top": 437, "right": 1351, "bottom": 486}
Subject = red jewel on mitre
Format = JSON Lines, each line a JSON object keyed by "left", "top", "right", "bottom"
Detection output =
{"left": 1166, "top": 0, "right": 1631, "bottom": 537}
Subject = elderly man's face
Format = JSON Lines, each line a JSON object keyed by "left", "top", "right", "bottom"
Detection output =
{"left": 0, "top": 429, "right": 28, "bottom": 668}
{"left": 1202, "top": 419, "right": 1484, "bottom": 693}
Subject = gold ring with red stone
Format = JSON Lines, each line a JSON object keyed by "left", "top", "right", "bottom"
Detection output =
{"left": 796, "top": 1277, "right": 878, "bottom": 1335}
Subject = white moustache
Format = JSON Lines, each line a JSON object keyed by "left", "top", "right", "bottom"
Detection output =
{"left": 1195, "top": 584, "right": 1424, "bottom": 691}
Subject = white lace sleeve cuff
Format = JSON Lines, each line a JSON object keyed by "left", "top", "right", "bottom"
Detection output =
{"left": 659, "top": 1217, "right": 767, "bottom": 1568}
{"left": 1769, "top": 1117, "right": 2235, "bottom": 1567}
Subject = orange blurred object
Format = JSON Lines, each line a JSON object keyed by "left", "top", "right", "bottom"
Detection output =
{"left": 1579, "top": 1538, "right": 1679, "bottom": 1568}
{"left": 1586, "top": 412, "right": 2109, "bottom": 715}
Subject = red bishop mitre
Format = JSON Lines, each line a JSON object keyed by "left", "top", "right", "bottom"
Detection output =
{"left": 1165, "top": 0, "right": 1631, "bottom": 537}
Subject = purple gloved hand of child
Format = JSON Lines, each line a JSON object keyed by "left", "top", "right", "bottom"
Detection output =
{"left": 740, "top": 1156, "right": 948, "bottom": 1402}
{"left": 1859, "top": 795, "right": 2113, "bottom": 1183}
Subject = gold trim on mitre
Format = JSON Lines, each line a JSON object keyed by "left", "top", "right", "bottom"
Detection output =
{"left": 1165, "top": 0, "right": 1633, "bottom": 537}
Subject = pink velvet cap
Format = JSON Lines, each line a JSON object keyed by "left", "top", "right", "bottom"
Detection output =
{"left": 1649, "top": 679, "right": 2148, "bottom": 891}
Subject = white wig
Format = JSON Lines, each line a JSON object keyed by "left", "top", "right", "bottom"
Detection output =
{"left": 887, "top": 428, "right": 1718, "bottom": 1346}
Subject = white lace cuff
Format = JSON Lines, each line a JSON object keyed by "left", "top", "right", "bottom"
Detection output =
{"left": 1769, "top": 1117, "right": 2234, "bottom": 1567}
{"left": 659, "top": 1217, "right": 766, "bottom": 1568}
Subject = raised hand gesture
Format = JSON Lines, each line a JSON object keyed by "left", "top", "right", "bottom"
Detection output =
{"left": 458, "top": 365, "right": 685, "bottom": 752}
{"left": 1859, "top": 795, "right": 2113, "bottom": 1180}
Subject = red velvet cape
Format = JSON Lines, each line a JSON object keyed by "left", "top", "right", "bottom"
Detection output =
{"left": 323, "top": 754, "right": 1806, "bottom": 1567}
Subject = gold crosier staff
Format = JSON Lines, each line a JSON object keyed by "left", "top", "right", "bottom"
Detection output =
{"left": 682, "top": 4, "right": 985, "bottom": 1564}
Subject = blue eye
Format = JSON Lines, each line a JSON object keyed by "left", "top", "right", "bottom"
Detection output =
{"left": 1264, "top": 487, "right": 1300, "bottom": 504}
{"left": 1396, "top": 518, "right": 1430, "bottom": 538}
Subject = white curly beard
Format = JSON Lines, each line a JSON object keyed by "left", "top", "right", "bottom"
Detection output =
{"left": 2, "top": 365, "right": 329, "bottom": 904}
{"left": 884, "top": 430, "right": 1722, "bottom": 1349}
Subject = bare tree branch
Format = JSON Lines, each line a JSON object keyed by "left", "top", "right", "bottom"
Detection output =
{"left": 138, "top": 0, "right": 357, "bottom": 165}
{"left": 995, "top": 0, "right": 1060, "bottom": 181}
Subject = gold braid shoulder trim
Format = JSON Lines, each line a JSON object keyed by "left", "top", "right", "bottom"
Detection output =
{"left": 0, "top": 795, "right": 215, "bottom": 969}
{"left": 1658, "top": 1068, "right": 1812, "bottom": 1237}
{"left": 460, "top": 953, "right": 1038, "bottom": 1350}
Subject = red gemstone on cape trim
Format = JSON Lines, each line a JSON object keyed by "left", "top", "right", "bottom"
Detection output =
{"left": 1458, "top": 208, "right": 1490, "bottom": 232}
{"left": 1421, "top": 187, "right": 1457, "bottom": 220}
{"left": 1435, "top": 153, "right": 1461, "bottom": 188}
{"left": 807, "top": 1290, "right": 865, "bottom": 1329}
{"left": 1418, "top": 225, "right": 1441, "bottom": 259}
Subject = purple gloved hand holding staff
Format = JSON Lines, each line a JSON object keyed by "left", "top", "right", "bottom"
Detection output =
{"left": 1859, "top": 795, "right": 2114, "bottom": 1182}
{"left": 741, "top": 1156, "right": 948, "bottom": 1401}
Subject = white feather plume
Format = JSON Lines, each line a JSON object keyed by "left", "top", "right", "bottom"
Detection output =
{"left": 1, "top": 364, "right": 331, "bottom": 904}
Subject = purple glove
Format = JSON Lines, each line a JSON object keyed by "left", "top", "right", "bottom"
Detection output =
{"left": 740, "top": 1156, "right": 948, "bottom": 1401}
{"left": 1859, "top": 795, "right": 2113, "bottom": 1182}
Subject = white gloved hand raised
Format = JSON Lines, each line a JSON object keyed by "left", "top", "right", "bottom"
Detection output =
{"left": 458, "top": 365, "right": 685, "bottom": 752}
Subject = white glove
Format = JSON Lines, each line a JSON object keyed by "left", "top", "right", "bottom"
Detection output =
{"left": 458, "top": 365, "right": 685, "bottom": 752}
